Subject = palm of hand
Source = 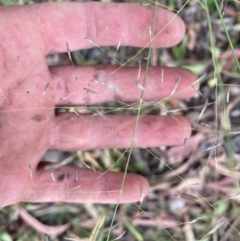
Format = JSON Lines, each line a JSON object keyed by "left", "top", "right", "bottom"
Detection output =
{"left": 0, "top": 3, "right": 196, "bottom": 207}
{"left": 0, "top": 5, "right": 56, "bottom": 206}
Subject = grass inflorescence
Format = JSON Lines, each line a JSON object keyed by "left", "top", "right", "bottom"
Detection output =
{"left": 1, "top": 0, "right": 240, "bottom": 241}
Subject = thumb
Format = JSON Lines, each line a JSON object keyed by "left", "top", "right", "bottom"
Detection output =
{"left": 21, "top": 164, "right": 149, "bottom": 204}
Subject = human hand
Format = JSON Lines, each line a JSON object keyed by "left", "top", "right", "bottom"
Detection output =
{"left": 0, "top": 2, "right": 197, "bottom": 208}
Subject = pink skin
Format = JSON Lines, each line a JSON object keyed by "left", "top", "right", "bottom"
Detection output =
{"left": 0, "top": 2, "right": 197, "bottom": 208}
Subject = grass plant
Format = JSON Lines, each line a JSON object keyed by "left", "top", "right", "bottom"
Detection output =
{"left": 1, "top": 0, "right": 240, "bottom": 241}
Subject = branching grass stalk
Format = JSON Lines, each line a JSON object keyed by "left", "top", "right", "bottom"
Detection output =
{"left": 106, "top": 1, "right": 159, "bottom": 240}
{"left": 104, "top": 0, "right": 191, "bottom": 80}
{"left": 5, "top": 1, "right": 240, "bottom": 240}
{"left": 213, "top": 0, "right": 238, "bottom": 167}
{"left": 85, "top": 37, "right": 124, "bottom": 66}
{"left": 213, "top": 0, "right": 240, "bottom": 72}
{"left": 204, "top": 0, "right": 235, "bottom": 168}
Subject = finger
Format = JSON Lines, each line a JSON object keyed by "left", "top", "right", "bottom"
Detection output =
{"left": 50, "top": 114, "right": 191, "bottom": 151}
{"left": 22, "top": 165, "right": 149, "bottom": 204}
{"left": 32, "top": 2, "right": 185, "bottom": 54}
{"left": 51, "top": 65, "right": 197, "bottom": 105}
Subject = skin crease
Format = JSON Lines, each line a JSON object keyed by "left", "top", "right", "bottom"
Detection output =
{"left": 0, "top": 2, "right": 197, "bottom": 208}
